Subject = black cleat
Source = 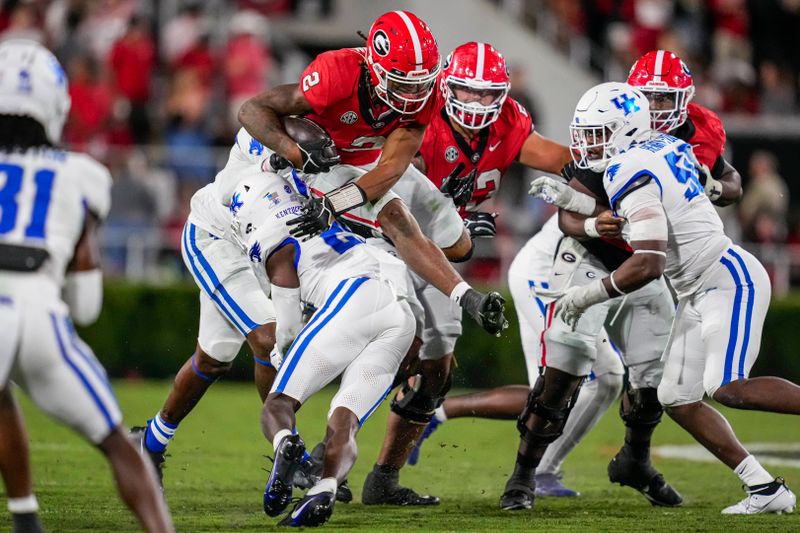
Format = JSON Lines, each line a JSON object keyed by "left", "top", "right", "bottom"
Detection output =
{"left": 500, "top": 477, "right": 535, "bottom": 510}
{"left": 264, "top": 434, "right": 307, "bottom": 517}
{"left": 299, "top": 442, "right": 352, "bottom": 503}
{"left": 130, "top": 426, "right": 166, "bottom": 490}
{"left": 12, "top": 512, "right": 46, "bottom": 533}
{"left": 279, "top": 491, "right": 335, "bottom": 527}
{"left": 608, "top": 445, "right": 682, "bottom": 507}
{"left": 460, "top": 289, "right": 508, "bottom": 336}
{"left": 336, "top": 479, "right": 353, "bottom": 504}
{"left": 362, "top": 467, "right": 440, "bottom": 506}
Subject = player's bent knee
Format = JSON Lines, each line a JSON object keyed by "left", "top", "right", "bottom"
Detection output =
{"left": 596, "top": 372, "right": 624, "bottom": 400}
{"left": 194, "top": 349, "right": 233, "bottom": 378}
{"left": 390, "top": 373, "right": 449, "bottom": 424}
{"left": 246, "top": 323, "right": 277, "bottom": 356}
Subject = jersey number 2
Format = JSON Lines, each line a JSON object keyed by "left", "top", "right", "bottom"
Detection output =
{"left": 0, "top": 163, "right": 56, "bottom": 238}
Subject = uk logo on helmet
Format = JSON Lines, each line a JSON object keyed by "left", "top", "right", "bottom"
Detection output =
{"left": 372, "top": 30, "right": 390, "bottom": 57}
{"left": 611, "top": 93, "right": 640, "bottom": 116}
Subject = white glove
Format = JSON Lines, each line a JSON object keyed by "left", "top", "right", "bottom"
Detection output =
{"left": 554, "top": 279, "right": 610, "bottom": 330}
{"left": 700, "top": 164, "right": 723, "bottom": 202}
{"left": 528, "top": 176, "right": 596, "bottom": 216}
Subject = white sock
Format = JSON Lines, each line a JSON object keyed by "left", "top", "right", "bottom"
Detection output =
{"left": 272, "top": 428, "right": 293, "bottom": 453}
{"left": 307, "top": 477, "right": 337, "bottom": 496}
{"left": 449, "top": 282, "right": 471, "bottom": 304}
{"left": 434, "top": 405, "right": 447, "bottom": 422}
{"left": 734, "top": 455, "right": 773, "bottom": 487}
{"left": 8, "top": 495, "right": 39, "bottom": 514}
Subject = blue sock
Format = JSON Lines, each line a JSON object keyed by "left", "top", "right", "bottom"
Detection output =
{"left": 144, "top": 413, "right": 178, "bottom": 453}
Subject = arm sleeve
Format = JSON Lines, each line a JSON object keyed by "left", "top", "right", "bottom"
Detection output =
{"left": 271, "top": 285, "right": 304, "bottom": 355}
{"left": 63, "top": 269, "right": 103, "bottom": 326}
{"left": 617, "top": 184, "right": 668, "bottom": 243}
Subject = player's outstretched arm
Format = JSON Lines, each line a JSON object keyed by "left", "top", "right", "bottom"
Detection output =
{"left": 356, "top": 125, "right": 426, "bottom": 201}
{"left": 238, "top": 84, "right": 311, "bottom": 169}
{"left": 517, "top": 132, "right": 573, "bottom": 174}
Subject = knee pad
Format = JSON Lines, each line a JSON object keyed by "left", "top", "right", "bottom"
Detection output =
{"left": 516, "top": 376, "right": 583, "bottom": 445}
{"left": 390, "top": 376, "right": 445, "bottom": 425}
{"left": 619, "top": 386, "right": 663, "bottom": 428}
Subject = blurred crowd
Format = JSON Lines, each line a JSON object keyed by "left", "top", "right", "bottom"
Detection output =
{"left": 0, "top": 0, "right": 796, "bottom": 287}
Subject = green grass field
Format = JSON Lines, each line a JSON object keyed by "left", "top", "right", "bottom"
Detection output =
{"left": 3, "top": 381, "right": 799, "bottom": 532}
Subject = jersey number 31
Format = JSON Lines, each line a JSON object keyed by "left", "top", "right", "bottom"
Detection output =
{"left": 0, "top": 163, "right": 56, "bottom": 238}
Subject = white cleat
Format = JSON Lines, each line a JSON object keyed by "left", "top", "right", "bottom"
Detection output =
{"left": 721, "top": 478, "right": 796, "bottom": 515}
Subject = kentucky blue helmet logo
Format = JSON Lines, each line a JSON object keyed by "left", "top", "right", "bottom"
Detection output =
{"left": 249, "top": 241, "right": 262, "bottom": 263}
{"left": 229, "top": 192, "right": 244, "bottom": 214}
{"left": 372, "top": 30, "right": 390, "bottom": 57}
{"left": 611, "top": 93, "right": 640, "bottom": 116}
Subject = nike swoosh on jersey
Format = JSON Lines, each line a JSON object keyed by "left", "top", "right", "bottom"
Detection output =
{"left": 489, "top": 141, "right": 502, "bottom": 151}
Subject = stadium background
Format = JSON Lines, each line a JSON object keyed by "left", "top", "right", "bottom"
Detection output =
{"left": 4, "top": 0, "right": 800, "bottom": 386}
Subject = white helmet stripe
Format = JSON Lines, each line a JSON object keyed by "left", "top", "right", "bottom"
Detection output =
{"left": 653, "top": 50, "right": 665, "bottom": 82}
{"left": 395, "top": 10, "right": 423, "bottom": 66}
{"left": 475, "top": 42, "right": 485, "bottom": 81}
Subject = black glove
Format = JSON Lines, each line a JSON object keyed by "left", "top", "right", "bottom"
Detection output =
{"left": 460, "top": 289, "right": 508, "bottom": 336}
{"left": 286, "top": 196, "right": 334, "bottom": 240}
{"left": 269, "top": 152, "right": 292, "bottom": 171}
{"left": 464, "top": 212, "right": 497, "bottom": 239}
{"left": 297, "top": 139, "right": 340, "bottom": 174}
{"left": 440, "top": 162, "right": 477, "bottom": 208}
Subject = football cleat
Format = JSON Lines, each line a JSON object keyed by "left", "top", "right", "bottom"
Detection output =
{"left": 407, "top": 415, "right": 443, "bottom": 466}
{"left": 130, "top": 426, "right": 166, "bottom": 490}
{"left": 534, "top": 472, "right": 580, "bottom": 497}
{"left": 607, "top": 446, "right": 682, "bottom": 507}
{"left": 264, "top": 434, "right": 307, "bottom": 517}
{"left": 298, "top": 442, "right": 352, "bottom": 503}
{"left": 721, "top": 478, "right": 796, "bottom": 515}
{"left": 11, "top": 512, "right": 46, "bottom": 533}
{"left": 279, "top": 491, "right": 335, "bottom": 527}
{"left": 500, "top": 478, "right": 535, "bottom": 511}
{"left": 362, "top": 468, "right": 440, "bottom": 506}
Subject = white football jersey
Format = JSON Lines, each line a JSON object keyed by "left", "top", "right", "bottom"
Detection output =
{"left": 187, "top": 128, "right": 273, "bottom": 240}
{"left": 603, "top": 133, "right": 730, "bottom": 297}
{"left": 516, "top": 214, "right": 563, "bottom": 281}
{"left": 232, "top": 172, "right": 410, "bottom": 308}
{"left": 0, "top": 148, "right": 111, "bottom": 288}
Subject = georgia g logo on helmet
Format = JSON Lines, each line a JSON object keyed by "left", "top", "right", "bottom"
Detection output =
{"left": 372, "top": 30, "right": 390, "bottom": 57}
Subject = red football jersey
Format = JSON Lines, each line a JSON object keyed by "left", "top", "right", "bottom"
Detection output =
{"left": 300, "top": 47, "right": 439, "bottom": 166}
{"left": 419, "top": 97, "right": 533, "bottom": 215}
{"left": 680, "top": 103, "right": 727, "bottom": 168}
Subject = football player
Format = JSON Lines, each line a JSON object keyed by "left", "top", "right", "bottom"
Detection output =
{"left": 0, "top": 41, "right": 172, "bottom": 532}
{"left": 361, "top": 41, "right": 578, "bottom": 505}
{"left": 524, "top": 50, "right": 743, "bottom": 504}
{"left": 229, "top": 170, "right": 416, "bottom": 527}
{"left": 538, "top": 81, "right": 799, "bottom": 515}
{"left": 237, "top": 11, "right": 507, "bottom": 340}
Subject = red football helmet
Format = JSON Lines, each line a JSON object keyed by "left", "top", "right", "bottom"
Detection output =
{"left": 366, "top": 10, "right": 440, "bottom": 115}
{"left": 627, "top": 50, "right": 695, "bottom": 132}
{"left": 440, "top": 42, "right": 510, "bottom": 130}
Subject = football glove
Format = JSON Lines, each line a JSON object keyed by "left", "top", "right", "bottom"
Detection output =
{"left": 440, "top": 162, "right": 477, "bottom": 208}
{"left": 286, "top": 196, "right": 334, "bottom": 240}
{"left": 464, "top": 212, "right": 497, "bottom": 239}
{"left": 554, "top": 279, "right": 610, "bottom": 330}
{"left": 699, "top": 163, "right": 723, "bottom": 202}
{"left": 297, "top": 138, "right": 340, "bottom": 174}
{"left": 460, "top": 289, "right": 508, "bottom": 336}
{"left": 528, "top": 176, "right": 596, "bottom": 216}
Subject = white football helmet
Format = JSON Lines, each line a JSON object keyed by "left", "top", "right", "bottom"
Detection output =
{"left": 570, "top": 82, "right": 650, "bottom": 172}
{"left": 0, "top": 40, "right": 71, "bottom": 143}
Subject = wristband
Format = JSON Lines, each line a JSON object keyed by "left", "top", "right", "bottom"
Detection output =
{"left": 584, "top": 217, "right": 600, "bottom": 238}
{"left": 326, "top": 182, "right": 368, "bottom": 215}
